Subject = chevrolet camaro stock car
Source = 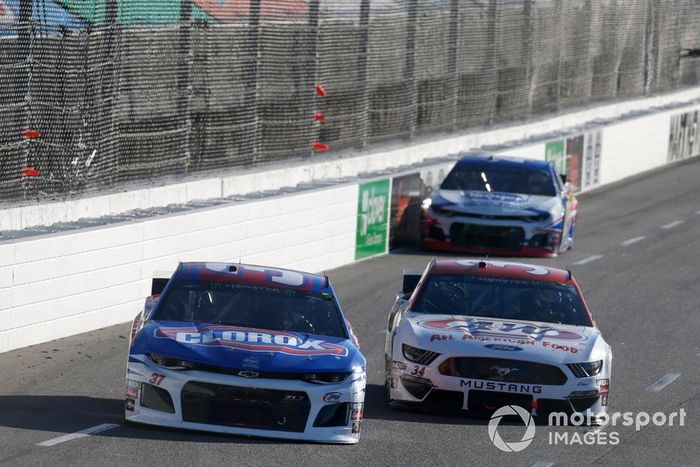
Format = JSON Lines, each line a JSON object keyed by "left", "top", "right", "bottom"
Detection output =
{"left": 421, "top": 155, "right": 578, "bottom": 257}
{"left": 385, "top": 259, "right": 612, "bottom": 421}
{"left": 126, "top": 262, "right": 367, "bottom": 443}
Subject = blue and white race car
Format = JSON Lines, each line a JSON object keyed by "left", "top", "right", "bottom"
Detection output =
{"left": 421, "top": 155, "right": 577, "bottom": 257}
{"left": 126, "top": 262, "right": 366, "bottom": 443}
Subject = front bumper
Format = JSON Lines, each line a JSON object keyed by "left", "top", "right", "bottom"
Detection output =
{"left": 388, "top": 356, "right": 609, "bottom": 420}
{"left": 421, "top": 210, "right": 562, "bottom": 257}
{"left": 125, "top": 354, "right": 366, "bottom": 444}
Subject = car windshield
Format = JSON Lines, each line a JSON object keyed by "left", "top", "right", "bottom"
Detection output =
{"left": 441, "top": 165, "right": 556, "bottom": 197}
{"left": 154, "top": 280, "right": 347, "bottom": 339}
{"left": 411, "top": 274, "right": 591, "bottom": 327}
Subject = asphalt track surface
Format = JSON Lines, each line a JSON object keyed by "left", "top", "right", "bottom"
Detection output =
{"left": 2, "top": 157, "right": 700, "bottom": 466}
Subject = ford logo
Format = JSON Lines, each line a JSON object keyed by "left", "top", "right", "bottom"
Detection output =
{"left": 485, "top": 344, "right": 523, "bottom": 351}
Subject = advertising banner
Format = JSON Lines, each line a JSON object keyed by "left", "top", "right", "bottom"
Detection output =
{"left": 668, "top": 109, "right": 700, "bottom": 163}
{"left": 581, "top": 129, "right": 602, "bottom": 189}
{"left": 545, "top": 139, "right": 566, "bottom": 175}
{"left": 355, "top": 178, "right": 390, "bottom": 260}
{"left": 565, "top": 134, "right": 584, "bottom": 191}
{"left": 547, "top": 129, "right": 602, "bottom": 192}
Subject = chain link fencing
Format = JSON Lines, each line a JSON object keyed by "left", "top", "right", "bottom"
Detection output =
{"left": 1, "top": 0, "right": 699, "bottom": 203}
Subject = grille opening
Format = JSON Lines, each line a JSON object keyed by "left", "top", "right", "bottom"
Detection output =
{"left": 439, "top": 357, "right": 567, "bottom": 385}
{"left": 449, "top": 223, "right": 525, "bottom": 249}
{"left": 140, "top": 383, "right": 175, "bottom": 413}
{"left": 313, "top": 403, "right": 350, "bottom": 427}
{"left": 400, "top": 375, "right": 433, "bottom": 400}
{"left": 181, "top": 382, "right": 310, "bottom": 432}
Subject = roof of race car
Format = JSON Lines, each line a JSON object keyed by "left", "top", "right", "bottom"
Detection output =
{"left": 429, "top": 259, "right": 573, "bottom": 284}
{"left": 172, "top": 262, "right": 331, "bottom": 292}
{"left": 455, "top": 154, "right": 552, "bottom": 171}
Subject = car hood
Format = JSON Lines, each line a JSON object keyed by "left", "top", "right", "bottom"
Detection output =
{"left": 401, "top": 314, "right": 605, "bottom": 365}
{"left": 131, "top": 320, "right": 362, "bottom": 373}
{"left": 431, "top": 190, "right": 560, "bottom": 217}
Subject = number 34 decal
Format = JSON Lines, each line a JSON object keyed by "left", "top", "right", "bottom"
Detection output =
{"left": 410, "top": 366, "right": 425, "bottom": 377}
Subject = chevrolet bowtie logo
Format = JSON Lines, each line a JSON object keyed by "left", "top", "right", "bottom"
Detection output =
{"left": 237, "top": 370, "right": 260, "bottom": 378}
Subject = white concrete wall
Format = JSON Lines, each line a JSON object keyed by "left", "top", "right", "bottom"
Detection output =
{"left": 0, "top": 185, "right": 358, "bottom": 353}
{"left": 2, "top": 87, "right": 700, "bottom": 231}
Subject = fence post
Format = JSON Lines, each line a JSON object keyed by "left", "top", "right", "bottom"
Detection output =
{"left": 643, "top": 0, "right": 657, "bottom": 94}
{"left": 405, "top": 0, "right": 417, "bottom": 139}
{"left": 245, "top": 0, "right": 261, "bottom": 165}
{"left": 93, "top": 0, "right": 118, "bottom": 188}
{"left": 177, "top": 0, "right": 192, "bottom": 175}
{"left": 355, "top": 0, "right": 371, "bottom": 148}
{"left": 487, "top": 0, "right": 498, "bottom": 125}
{"left": 522, "top": 0, "right": 533, "bottom": 116}
{"left": 448, "top": 0, "right": 459, "bottom": 132}
{"left": 306, "top": 0, "right": 320, "bottom": 157}
{"left": 551, "top": 0, "right": 562, "bottom": 112}
{"left": 16, "top": 0, "right": 32, "bottom": 200}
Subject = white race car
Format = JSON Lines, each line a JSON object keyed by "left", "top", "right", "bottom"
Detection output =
{"left": 385, "top": 259, "right": 611, "bottom": 421}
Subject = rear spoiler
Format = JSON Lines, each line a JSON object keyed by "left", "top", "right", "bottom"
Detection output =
{"left": 402, "top": 270, "right": 422, "bottom": 296}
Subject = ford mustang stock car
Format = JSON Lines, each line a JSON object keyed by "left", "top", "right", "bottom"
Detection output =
{"left": 126, "top": 262, "right": 367, "bottom": 443}
{"left": 421, "top": 155, "right": 577, "bottom": 257}
{"left": 385, "top": 259, "right": 612, "bottom": 421}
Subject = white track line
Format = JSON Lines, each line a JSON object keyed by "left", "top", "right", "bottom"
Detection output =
{"left": 530, "top": 462, "right": 555, "bottom": 467}
{"left": 620, "top": 236, "right": 646, "bottom": 246}
{"left": 36, "top": 423, "right": 119, "bottom": 447}
{"left": 646, "top": 373, "right": 681, "bottom": 393}
{"left": 572, "top": 255, "right": 604, "bottom": 266}
{"left": 660, "top": 220, "right": 684, "bottom": 230}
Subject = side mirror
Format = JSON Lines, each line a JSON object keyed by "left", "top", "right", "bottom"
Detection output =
{"left": 151, "top": 278, "right": 170, "bottom": 296}
{"left": 402, "top": 272, "right": 421, "bottom": 297}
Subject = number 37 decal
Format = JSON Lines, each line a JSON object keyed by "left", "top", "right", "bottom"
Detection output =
{"left": 149, "top": 373, "right": 165, "bottom": 385}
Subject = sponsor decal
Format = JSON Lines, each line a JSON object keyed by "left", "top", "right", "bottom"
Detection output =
{"left": 155, "top": 326, "right": 349, "bottom": 357}
{"left": 419, "top": 319, "right": 585, "bottom": 341}
{"left": 462, "top": 335, "right": 535, "bottom": 345}
{"left": 485, "top": 344, "right": 523, "bottom": 352}
{"left": 237, "top": 370, "right": 259, "bottom": 378}
{"left": 598, "top": 378, "right": 609, "bottom": 405}
{"left": 351, "top": 402, "right": 363, "bottom": 434}
{"left": 391, "top": 360, "right": 407, "bottom": 370}
{"left": 542, "top": 341, "right": 579, "bottom": 354}
{"left": 461, "top": 379, "right": 543, "bottom": 394}
{"left": 242, "top": 356, "right": 260, "bottom": 369}
{"left": 126, "top": 379, "right": 141, "bottom": 399}
{"left": 459, "top": 191, "right": 528, "bottom": 211}
{"left": 430, "top": 334, "right": 454, "bottom": 342}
